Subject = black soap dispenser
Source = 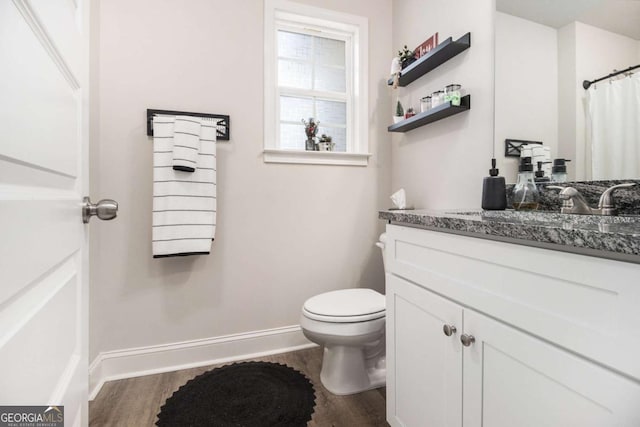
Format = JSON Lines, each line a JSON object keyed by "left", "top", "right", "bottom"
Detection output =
{"left": 481, "top": 158, "right": 507, "bottom": 210}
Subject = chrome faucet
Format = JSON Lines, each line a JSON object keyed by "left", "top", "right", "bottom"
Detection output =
{"left": 548, "top": 183, "right": 636, "bottom": 216}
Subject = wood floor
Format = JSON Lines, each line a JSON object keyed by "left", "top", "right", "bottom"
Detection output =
{"left": 89, "top": 346, "right": 389, "bottom": 427}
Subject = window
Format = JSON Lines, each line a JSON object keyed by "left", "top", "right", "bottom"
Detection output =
{"left": 277, "top": 31, "right": 348, "bottom": 152}
{"left": 264, "top": 0, "right": 370, "bottom": 166}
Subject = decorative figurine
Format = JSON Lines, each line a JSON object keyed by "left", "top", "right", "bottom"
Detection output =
{"left": 302, "top": 117, "right": 320, "bottom": 151}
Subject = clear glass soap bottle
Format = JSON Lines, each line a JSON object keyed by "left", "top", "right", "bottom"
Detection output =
{"left": 551, "top": 158, "right": 571, "bottom": 183}
{"left": 512, "top": 157, "right": 539, "bottom": 210}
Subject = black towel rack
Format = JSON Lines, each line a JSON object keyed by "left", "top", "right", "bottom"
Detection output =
{"left": 147, "top": 109, "right": 230, "bottom": 140}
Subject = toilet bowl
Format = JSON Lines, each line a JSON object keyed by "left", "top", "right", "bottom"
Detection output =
{"left": 300, "top": 234, "right": 387, "bottom": 395}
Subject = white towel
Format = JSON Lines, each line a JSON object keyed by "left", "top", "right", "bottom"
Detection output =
{"left": 152, "top": 116, "right": 217, "bottom": 258}
{"left": 172, "top": 116, "right": 201, "bottom": 172}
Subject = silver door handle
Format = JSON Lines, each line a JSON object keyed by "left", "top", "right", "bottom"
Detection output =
{"left": 83, "top": 197, "right": 118, "bottom": 223}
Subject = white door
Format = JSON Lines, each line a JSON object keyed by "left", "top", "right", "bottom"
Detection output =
{"left": 386, "top": 275, "right": 463, "bottom": 427}
{"left": 0, "top": 1, "right": 91, "bottom": 425}
{"left": 463, "top": 309, "right": 640, "bottom": 427}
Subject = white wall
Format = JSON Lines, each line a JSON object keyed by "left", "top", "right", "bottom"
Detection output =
{"left": 90, "top": 0, "right": 392, "bottom": 365}
{"left": 391, "top": 0, "right": 495, "bottom": 209}
{"left": 557, "top": 22, "right": 577, "bottom": 179}
{"left": 495, "top": 12, "right": 558, "bottom": 183}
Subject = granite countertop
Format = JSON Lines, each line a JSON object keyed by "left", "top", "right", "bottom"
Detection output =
{"left": 379, "top": 209, "right": 640, "bottom": 263}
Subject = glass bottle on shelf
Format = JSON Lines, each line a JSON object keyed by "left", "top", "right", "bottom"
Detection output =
{"left": 512, "top": 157, "right": 539, "bottom": 210}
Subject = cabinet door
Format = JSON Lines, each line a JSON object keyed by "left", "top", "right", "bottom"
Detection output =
{"left": 386, "top": 275, "right": 463, "bottom": 427}
{"left": 463, "top": 309, "right": 640, "bottom": 427}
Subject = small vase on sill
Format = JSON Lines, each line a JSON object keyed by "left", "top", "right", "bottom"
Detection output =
{"left": 305, "top": 137, "right": 316, "bottom": 151}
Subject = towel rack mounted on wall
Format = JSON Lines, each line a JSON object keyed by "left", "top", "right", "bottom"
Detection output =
{"left": 146, "top": 109, "right": 230, "bottom": 140}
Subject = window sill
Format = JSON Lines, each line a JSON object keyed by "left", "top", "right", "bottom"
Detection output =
{"left": 263, "top": 149, "right": 371, "bottom": 166}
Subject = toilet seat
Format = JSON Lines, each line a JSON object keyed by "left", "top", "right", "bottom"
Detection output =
{"left": 303, "top": 289, "right": 385, "bottom": 323}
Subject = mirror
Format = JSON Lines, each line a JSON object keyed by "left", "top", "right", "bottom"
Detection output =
{"left": 495, "top": 0, "right": 640, "bottom": 182}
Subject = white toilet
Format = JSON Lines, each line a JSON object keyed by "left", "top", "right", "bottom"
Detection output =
{"left": 300, "top": 234, "right": 387, "bottom": 395}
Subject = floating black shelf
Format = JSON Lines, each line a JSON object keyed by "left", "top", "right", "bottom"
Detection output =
{"left": 388, "top": 33, "right": 471, "bottom": 87}
{"left": 388, "top": 95, "right": 470, "bottom": 133}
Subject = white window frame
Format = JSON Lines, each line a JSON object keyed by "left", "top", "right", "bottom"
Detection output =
{"left": 264, "top": 0, "right": 370, "bottom": 166}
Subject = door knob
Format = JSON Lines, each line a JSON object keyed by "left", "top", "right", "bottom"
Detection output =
{"left": 442, "top": 324, "right": 457, "bottom": 337}
{"left": 83, "top": 197, "right": 118, "bottom": 223}
{"left": 460, "top": 334, "right": 475, "bottom": 347}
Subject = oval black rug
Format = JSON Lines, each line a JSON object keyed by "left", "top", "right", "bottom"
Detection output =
{"left": 156, "top": 361, "right": 316, "bottom": 427}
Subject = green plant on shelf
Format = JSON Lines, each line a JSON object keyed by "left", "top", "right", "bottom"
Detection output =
{"left": 395, "top": 99, "right": 404, "bottom": 117}
{"left": 398, "top": 45, "right": 415, "bottom": 63}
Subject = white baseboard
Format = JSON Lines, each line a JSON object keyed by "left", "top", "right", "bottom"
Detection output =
{"left": 89, "top": 324, "right": 314, "bottom": 400}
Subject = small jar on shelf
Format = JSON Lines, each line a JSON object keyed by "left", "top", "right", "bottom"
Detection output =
{"left": 420, "top": 96, "right": 432, "bottom": 113}
{"left": 431, "top": 90, "right": 444, "bottom": 108}
{"left": 444, "top": 84, "right": 462, "bottom": 106}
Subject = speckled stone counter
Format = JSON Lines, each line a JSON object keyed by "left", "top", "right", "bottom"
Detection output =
{"left": 379, "top": 209, "right": 640, "bottom": 263}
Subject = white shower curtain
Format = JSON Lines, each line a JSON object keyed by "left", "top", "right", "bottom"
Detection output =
{"left": 586, "top": 72, "right": 640, "bottom": 180}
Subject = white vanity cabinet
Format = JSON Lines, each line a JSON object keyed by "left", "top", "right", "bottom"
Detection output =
{"left": 387, "top": 275, "right": 463, "bottom": 426}
{"left": 385, "top": 224, "right": 640, "bottom": 427}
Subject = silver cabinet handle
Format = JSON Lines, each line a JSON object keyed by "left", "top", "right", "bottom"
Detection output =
{"left": 83, "top": 197, "right": 118, "bottom": 223}
{"left": 460, "top": 334, "right": 475, "bottom": 347}
{"left": 443, "top": 324, "right": 457, "bottom": 337}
